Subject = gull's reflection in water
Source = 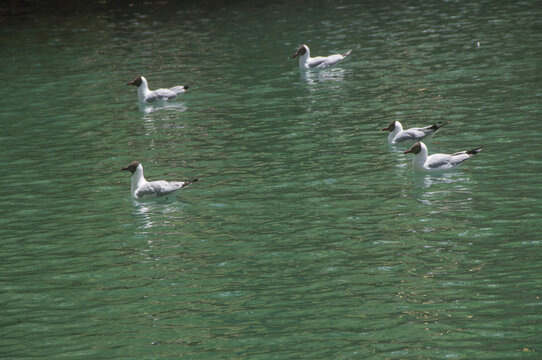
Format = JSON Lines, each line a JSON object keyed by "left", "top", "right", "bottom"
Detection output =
{"left": 413, "top": 171, "right": 474, "bottom": 217}
{"left": 138, "top": 102, "right": 188, "bottom": 135}
{"left": 139, "top": 102, "right": 188, "bottom": 115}
{"left": 132, "top": 198, "right": 183, "bottom": 230}
{"left": 301, "top": 67, "right": 346, "bottom": 85}
{"left": 412, "top": 171, "right": 471, "bottom": 189}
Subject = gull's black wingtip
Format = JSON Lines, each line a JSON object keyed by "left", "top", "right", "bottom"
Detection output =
{"left": 467, "top": 147, "right": 483, "bottom": 155}
{"left": 181, "top": 178, "right": 199, "bottom": 188}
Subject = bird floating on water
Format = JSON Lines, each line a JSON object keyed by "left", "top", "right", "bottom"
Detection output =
{"left": 403, "top": 141, "right": 482, "bottom": 172}
{"left": 292, "top": 44, "right": 352, "bottom": 70}
{"left": 382, "top": 121, "right": 447, "bottom": 145}
{"left": 121, "top": 161, "right": 197, "bottom": 199}
{"left": 127, "top": 76, "right": 189, "bottom": 103}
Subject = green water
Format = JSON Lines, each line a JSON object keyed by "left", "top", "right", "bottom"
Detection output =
{"left": 1, "top": 0, "right": 542, "bottom": 358}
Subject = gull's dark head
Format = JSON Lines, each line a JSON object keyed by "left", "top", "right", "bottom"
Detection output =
{"left": 381, "top": 121, "right": 397, "bottom": 132}
{"left": 121, "top": 161, "right": 140, "bottom": 174}
{"left": 127, "top": 76, "right": 143, "bottom": 87}
{"left": 404, "top": 142, "right": 422, "bottom": 155}
{"left": 292, "top": 45, "right": 308, "bottom": 58}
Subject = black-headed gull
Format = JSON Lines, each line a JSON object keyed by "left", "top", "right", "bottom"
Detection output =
{"left": 292, "top": 45, "right": 352, "bottom": 70}
{"left": 127, "top": 76, "right": 189, "bottom": 103}
{"left": 382, "top": 121, "right": 447, "bottom": 145}
{"left": 121, "top": 161, "right": 197, "bottom": 199}
{"left": 403, "top": 142, "right": 482, "bottom": 172}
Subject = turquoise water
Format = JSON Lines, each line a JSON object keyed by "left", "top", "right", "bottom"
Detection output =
{"left": 1, "top": 0, "right": 542, "bottom": 358}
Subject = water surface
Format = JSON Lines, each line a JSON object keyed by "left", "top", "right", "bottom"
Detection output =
{"left": 1, "top": 0, "right": 542, "bottom": 358}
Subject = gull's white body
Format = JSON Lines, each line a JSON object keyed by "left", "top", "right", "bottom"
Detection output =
{"left": 385, "top": 121, "right": 443, "bottom": 145}
{"left": 405, "top": 142, "right": 482, "bottom": 173}
{"left": 293, "top": 45, "right": 352, "bottom": 70}
{"left": 129, "top": 76, "right": 188, "bottom": 103}
{"left": 123, "top": 162, "right": 195, "bottom": 199}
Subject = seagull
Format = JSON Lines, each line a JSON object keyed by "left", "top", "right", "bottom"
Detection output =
{"left": 292, "top": 45, "right": 352, "bottom": 70}
{"left": 403, "top": 142, "right": 482, "bottom": 172}
{"left": 121, "top": 161, "right": 197, "bottom": 199}
{"left": 382, "top": 121, "right": 447, "bottom": 145}
{"left": 127, "top": 76, "right": 189, "bottom": 103}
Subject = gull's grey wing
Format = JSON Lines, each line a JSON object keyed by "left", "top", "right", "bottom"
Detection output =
{"left": 169, "top": 86, "right": 188, "bottom": 95}
{"left": 407, "top": 127, "right": 433, "bottom": 138}
{"left": 426, "top": 154, "right": 453, "bottom": 169}
{"left": 143, "top": 92, "right": 169, "bottom": 102}
{"left": 449, "top": 151, "right": 471, "bottom": 166}
{"left": 313, "top": 54, "right": 347, "bottom": 68}
{"left": 135, "top": 180, "right": 185, "bottom": 198}
{"left": 416, "top": 125, "right": 439, "bottom": 137}
{"left": 151, "top": 88, "right": 178, "bottom": 100}
{"left": 393, "top": 129, "right": 422, "bottom": 143}
{"left": 413, "top": 126, "right": 434, "bottom": 136}
{"left": 307, "top": 56, "right": 331, "bottom": 68}
{"left": 143, "top": 92, "right": 160, "bottom": 102}
{"left": 394, "top": 130, "right": 421, "bottom": 142}
{"left": 427, "top": 151, "right": 472, "bottom": 169}
{"left": 395, "top": 126, "right": 437, "bottom": 143}
{"left": 156, "top": 181, "right": 187, "bottom": 196}
{"left": 134, "top": 181, "right": 160, "bottom": 198}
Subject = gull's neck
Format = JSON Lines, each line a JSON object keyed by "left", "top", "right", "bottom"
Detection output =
{"left": 131, "top": 164, "right": 147, "bottom": 197}
{"left": 412, "top": 142, "right": 429, "bottom": 170}
{"left": 299, "top": 47, "right": 311, "bottom": 68}
{"left": 389, "top": 121, "right": 403, "bottom": 143}
{"left": 138, "top": 77, "right": 151, "bottom": 102}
